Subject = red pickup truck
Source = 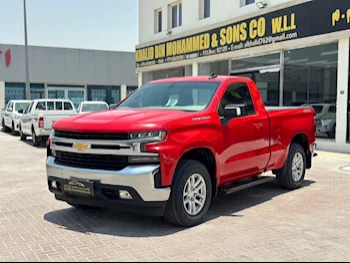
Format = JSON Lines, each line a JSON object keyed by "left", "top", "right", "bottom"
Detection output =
{"left": 46, "top": 75, "right": 316, "bottom": 227}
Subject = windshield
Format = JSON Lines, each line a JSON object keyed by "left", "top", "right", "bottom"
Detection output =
{"left": 15, "top": 103, "right": 30, "bottom": 112}
{"left": 117, "top": 82, "right": 221, "bottom": 112}
{"left": 312, "top": 106, "right": 324, "bottom": 114}
{"left": 82, "top": 103, "right": 109, "bottom": 112}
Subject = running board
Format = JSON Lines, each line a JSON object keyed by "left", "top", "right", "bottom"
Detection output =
{"left": 219, "top": 176, "right": 275, "bottom": 196}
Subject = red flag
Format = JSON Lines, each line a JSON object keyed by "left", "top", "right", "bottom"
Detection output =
{"left": 5, "top": 49, "right": 11, "bottom": 67}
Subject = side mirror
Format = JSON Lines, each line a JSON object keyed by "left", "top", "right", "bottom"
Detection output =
{"left": 18, "top": 109, "right": 24, "bottom": 114}
{"left": 224, "top": 104, "right": 245, "bottom": 118}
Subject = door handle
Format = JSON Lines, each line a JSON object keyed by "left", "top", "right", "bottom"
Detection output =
{"left": 254, "top": 122, "right": 263, "bottom": 129}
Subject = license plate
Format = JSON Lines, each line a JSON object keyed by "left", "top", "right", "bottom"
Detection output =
{"left": 63, "top": 180, "right": 94, "bottom": 196}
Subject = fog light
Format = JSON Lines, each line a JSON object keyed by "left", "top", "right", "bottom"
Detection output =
{"left": 52, "top": 181, "right": 57, "bottom": 189}
{"left": 119, "top": 190, "right": 133, "bottom": 200}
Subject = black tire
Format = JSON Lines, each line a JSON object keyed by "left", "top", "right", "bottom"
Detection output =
{"left": 11, "top": 122, "right": 17, "bottom": 136}
{"left": 19, "top": 126, "right": 26, "bottom": 141}
{"left": 164, "top": 160, "right": 212, "bottom": 227}
{"left": 276, "top": 143, "right": 306, "bottom": 190}
{"left": 2, "top": 120, "right": 9, "bottom": 132}
{"left": 32, "top": 128, "right": 41, "bottom": 147}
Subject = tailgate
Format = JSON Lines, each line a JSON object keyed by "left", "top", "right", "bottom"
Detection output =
{"left": 44, "top": 114, "right": 74, "bottom": 130}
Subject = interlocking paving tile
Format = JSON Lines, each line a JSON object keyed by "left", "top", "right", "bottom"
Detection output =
{"left": 1, "top": 131, "right": 350, "bottom": 262}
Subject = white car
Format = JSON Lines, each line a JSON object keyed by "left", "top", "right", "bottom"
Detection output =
{"left": 303, "top": 103, "right": 337, "bottom": 138}
{"left": 19, "top": 99, "right": 77, "bottom": 146}
{"left": 1, "top": 100, "right": 31, "bottom": 135}
{"left": 76, "top": 101, "right": 109, "bottom": 114}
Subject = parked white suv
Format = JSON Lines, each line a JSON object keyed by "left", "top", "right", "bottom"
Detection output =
{"left": 76, "top": 101, "right": 109, "bottom": 114}
{"left": 1, "top": 100, "right": 31, "bottom": 135}
{"left": 19, "top": 99, "right": 76, "bottom": 146}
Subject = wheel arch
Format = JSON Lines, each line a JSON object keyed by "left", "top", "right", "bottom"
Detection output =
{"left": 290, "top": 133, "right": 311, "bottom": 169}
{"left": 177, "top": 147, "right": 218, "bottom": 197}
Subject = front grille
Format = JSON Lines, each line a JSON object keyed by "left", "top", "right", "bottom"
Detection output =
{"left": 55, "top": 151, "right": 129, "bottom": 171}
{"left": 55, "top": 130, "right": 129, "bottom": 140}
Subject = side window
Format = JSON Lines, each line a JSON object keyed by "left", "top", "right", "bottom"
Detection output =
{"left": 64, "top": 102, "right": 73, "bottom": 110}
{"left": 218, "top": 83, "right": 256, "bottom": 117}
{"left": 24, "top": 103, "right": 31, "bottom": 114}
{"left": 329, "top": 106, "right": 336, "bottom": 114}
{"left": 55, "top": 102, "right": 63, "bottom": 111}
{"left": 47, "top": 101, "right": 55, "bottom": 111}
{"left": 7, "top": 102, "right": 13, "bottom": 112}
{"left": 36, "top": 102, "right": 46, "bottom": 111}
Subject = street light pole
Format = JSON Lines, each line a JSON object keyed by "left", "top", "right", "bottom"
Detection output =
{"left": 23, "top": 0, "right": 30, "bottom": 100}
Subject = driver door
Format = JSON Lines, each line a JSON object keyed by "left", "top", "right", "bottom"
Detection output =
{"left": 218, "top": 82, "right": 269, "bottom": 184}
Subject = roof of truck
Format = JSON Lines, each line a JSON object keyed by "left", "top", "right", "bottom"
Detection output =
{"left": 149, "top": 75, "right": 247, "bottom": 84}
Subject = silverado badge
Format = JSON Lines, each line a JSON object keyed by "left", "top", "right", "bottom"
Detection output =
{"left": 73, "top": 142, "right": 90, "bottom": 151}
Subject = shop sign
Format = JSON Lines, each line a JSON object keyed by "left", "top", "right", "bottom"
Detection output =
{"left": 136, "top": 0, "right": 350, "bottom": 68}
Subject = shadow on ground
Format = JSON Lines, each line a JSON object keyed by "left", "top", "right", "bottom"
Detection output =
{"left": 44, "top": 180, "right": 315, "bottom": 237}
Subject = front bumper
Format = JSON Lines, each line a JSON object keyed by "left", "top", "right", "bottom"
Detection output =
{"left": 46, "top": 156, "right": 171, "bottom": 203}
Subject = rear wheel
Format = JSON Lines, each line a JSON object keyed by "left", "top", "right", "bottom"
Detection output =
{"left": 32, "top": 128, "right": 41, "bottom": 147}
{"left": 164, "top": 160, "right": 212, "bottom": 227}
{"left": 276, "top": 143, "right": 306, "bottom": 190}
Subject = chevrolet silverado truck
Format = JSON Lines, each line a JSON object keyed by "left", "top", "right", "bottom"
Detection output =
{"left": 46, "top": 75, "right": 316, "bottom": 227}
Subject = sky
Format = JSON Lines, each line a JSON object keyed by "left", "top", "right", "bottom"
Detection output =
{"left": 0, "top": 0, "right": 138, "bottom": 52}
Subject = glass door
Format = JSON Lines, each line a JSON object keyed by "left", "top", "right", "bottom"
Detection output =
{"left": 68, "top": 90, "right": 85, "bottom": 109}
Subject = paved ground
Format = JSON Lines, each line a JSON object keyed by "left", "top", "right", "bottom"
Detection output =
{"left": 1, "top": 130, "right": 350, "bottom": 262}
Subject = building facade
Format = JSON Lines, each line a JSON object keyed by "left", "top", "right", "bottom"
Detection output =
{"left": 0, "top": 44, "right": 138, "bottom": 110}
{"left": 136, "top": 0, "right": 350, "bottom": 153}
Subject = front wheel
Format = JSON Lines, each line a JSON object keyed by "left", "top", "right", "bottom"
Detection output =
{"left": 276, "top": 143, "right": 306, "bottom": 190}
{"left": 2, "top": 120, "right": 9, "bottom": 132}
{"left": 19, "top": 126, "right": 26, "bottom": 141}
{"left": 164, "top": 160, "right": 212, "bottom": 227}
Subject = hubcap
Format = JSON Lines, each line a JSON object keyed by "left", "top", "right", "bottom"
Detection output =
{"left": 292, "top": 152, "right": 304, "bottom": 182}
{"left": 183, "top": 173, "right": 207, "bottom": 216}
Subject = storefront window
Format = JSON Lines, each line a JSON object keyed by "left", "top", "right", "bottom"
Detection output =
{"left": 199, "top": 60, "right": 229, "bottom": 76}
{"left": 5, "top": 83, "right": 25, "bottom": 104}
{"left": 87, "top": 86, "right": 121, "bottom": 105}
{"left": 284, "top": 43, "right": 338, "bottom": 140}
{"left": 230, "top": 54, "right": 281, "bottom": 106}
{"left": 30, "top": 84, "right": 44, "bottom": 100}
{"left": 111, "top": 87, "right": 121, "bottom": 103}
{"left": 143, "top": 66, "right": 187, "bottom": 84}
{"left": 127, "top": 86, "right": 138, "bottom": 96}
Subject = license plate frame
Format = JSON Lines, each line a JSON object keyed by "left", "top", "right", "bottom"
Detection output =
{"left": 63, "top": 179, "right": 95, "bottom": 196}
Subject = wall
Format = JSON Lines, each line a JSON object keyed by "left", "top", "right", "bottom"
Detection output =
{"left": 0, "top": 81, "right": 4, "bottom": 109}
{"left": 0, "top": 44, "right": 138, "bottom": 86}
{"left": 138, "top": 0, "right": 294, "bottom": 44}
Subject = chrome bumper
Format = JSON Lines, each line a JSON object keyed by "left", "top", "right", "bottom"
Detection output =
{"left": 46, "top": 156, "right": 170, "bottom": 202}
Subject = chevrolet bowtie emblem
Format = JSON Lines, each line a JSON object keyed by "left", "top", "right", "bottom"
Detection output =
{"left": 73, "top": 142, "right": 89, "bottom": 151}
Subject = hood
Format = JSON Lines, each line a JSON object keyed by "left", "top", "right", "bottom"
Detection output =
{"left": 53, "top": 109, "right": 197, "bottom": 133}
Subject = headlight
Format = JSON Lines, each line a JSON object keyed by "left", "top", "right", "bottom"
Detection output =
{"left": 15, "top": 115, "right": 21, "bottom": 120}
{"left": 50, "top": 129, "right": 55, "bottom": 137}
{"left": 129, "top": 131, "right": 167, "bottom": 141}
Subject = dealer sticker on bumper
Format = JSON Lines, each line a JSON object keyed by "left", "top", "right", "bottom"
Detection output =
{"left": 63, "top": 180, "right": 94, "bottom": 196}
